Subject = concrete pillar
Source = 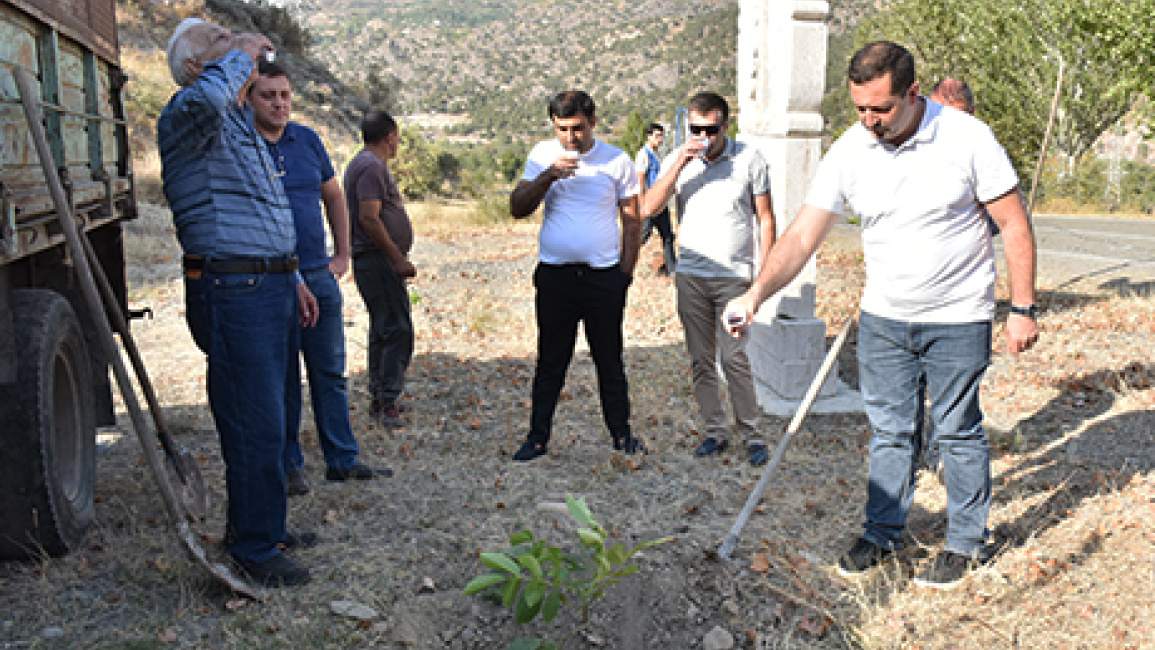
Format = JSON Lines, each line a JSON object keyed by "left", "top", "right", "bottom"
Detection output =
{"left": 737, "top": 0, "right": 860, "bottom": 415}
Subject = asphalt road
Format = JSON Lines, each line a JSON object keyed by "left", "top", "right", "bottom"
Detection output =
{"left": 1021, "top": 215, "right": 1155, "bottom": 293}
{"left": 824, "top": 214, "right": 1155, "bottom": 296}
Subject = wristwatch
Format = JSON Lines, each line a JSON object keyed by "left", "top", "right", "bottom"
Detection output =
{"left": 1009, "top": 303, "right": 1039, "bottom": 319}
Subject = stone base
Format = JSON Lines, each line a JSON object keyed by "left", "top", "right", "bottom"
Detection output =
{"left": 755, "top": 376, "right": 863, "bottom": 417}
{"left": 747, "top": 313, "right": 863, "bottom": 416}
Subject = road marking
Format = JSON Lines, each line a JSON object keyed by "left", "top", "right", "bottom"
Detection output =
{"left": 1034, "top": 225, "right": 1155, "bottom": 243}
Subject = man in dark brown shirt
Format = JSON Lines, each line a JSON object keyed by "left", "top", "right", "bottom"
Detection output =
{"left": 345, "top": 111, "right": 416, "bottom": 429}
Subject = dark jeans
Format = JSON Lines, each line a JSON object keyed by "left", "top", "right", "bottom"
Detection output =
{"left": 352, "top": 250, "right": 413, "bottom": 408}
{"left": 857, "top": 312, "right": 992, "bottom": 557}
{"left": 528, "top": 262, "right": 632, "bottom": 445}
{"left": 285, "top": 267, "right": 360, "bottom": 473}
{"left": 184, "top": 269, "right": 298, "bottom": 565}
{"left": 641, "top": 207, "right": 676, "bottom": 273}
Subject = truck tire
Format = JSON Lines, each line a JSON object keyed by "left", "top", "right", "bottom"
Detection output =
{"left": 0, "top": 289, "right": 96, "bottom": 560}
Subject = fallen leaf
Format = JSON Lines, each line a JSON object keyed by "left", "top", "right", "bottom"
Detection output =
{"left": 798, "top": 613, "right": 832, "bottom": 637}
{"left": 750, "top": 553, "right": 770, "bottom": 573}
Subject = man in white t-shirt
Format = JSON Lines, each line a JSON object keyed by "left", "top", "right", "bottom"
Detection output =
{"left": 726, "top": 42, "right": 1039, "bottom": 590}
{"left": 509, "top": 90, "right": 644, "bottom": 462}
{"left": 642, "top": 92, "right": 776, "bottom": 467}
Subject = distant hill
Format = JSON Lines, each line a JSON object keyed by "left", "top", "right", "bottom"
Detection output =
{"left": 296, "top": 0, "right": 883, "bottom": 141}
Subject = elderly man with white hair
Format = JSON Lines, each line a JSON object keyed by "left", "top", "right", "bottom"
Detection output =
{"left": 158, "top": 18, "right": 318, "bottom": 587}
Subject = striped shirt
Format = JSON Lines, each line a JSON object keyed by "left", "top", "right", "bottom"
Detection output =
{"left": 158, "top": 50, "right": 296, "bottom": 258}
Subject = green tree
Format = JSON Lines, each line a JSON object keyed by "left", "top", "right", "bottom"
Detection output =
{"left": 614, "top": 110, "right": 648, "bottom": 158}
{"left": 854, "top": 0, "right": 1152, "bottom": 186}
{"left": 392, "top": 127, "right": 440, "bottom": 199}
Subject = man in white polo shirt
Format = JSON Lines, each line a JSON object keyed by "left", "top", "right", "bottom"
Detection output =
{"left": 641, "top": 91, "right": 777, "bottom": 467}
{"left": 725, "top": 41, "right": 1039, "bottom": 589}
{"left": 509, "top": 90, "right": 644, "bottom": 462}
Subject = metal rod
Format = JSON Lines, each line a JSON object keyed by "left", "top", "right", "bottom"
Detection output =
{"left": 718, "top": 316, "right": 855, "bottom": 561}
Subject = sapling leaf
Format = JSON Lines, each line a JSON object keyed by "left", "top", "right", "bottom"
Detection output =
{"left": 515, "top": 588, "right": 543, "bottom": 623}
{"left": 541, "top": 591, "right": 563, "bottom": 622}
{"left": 463, "top": 572, "right": 508, "bottom": 594}
{"left": 616, "top": 565, "right": 640, "bottom": 577}
{"left": 509, "top": 530, "right": 534, "bottom": 545}
{"left": 523, "top": 578, "right": 546, "bottom": 607}
{"left": 634, "top": 536, "right": 675, "bottom": 552}
{"left": 518, "top": 553, "right": 544, "bottom": 579}
{"left": 606, "top": 543, "right": 628, "bottom": 565}
{"left": 566, "top": 494, "right": 596, "bottom": 527}
{"left": 507, "top": 638, "right": 543, "bottom": 650}
{"left": 577, "top": 528, "right": 604, "bottom": 548}
{"left": 502, "top": 576, "right": 523, "bottom": 609}
{"left": 482, "top": 552, "right": 522, "bottom": 575}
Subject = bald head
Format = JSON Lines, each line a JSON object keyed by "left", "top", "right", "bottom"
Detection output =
{"left": 930, "top": 77, "right": 975, "bottom": 114}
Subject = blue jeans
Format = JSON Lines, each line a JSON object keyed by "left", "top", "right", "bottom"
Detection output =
{"left": 857, "top": 312, "right": 992, "bottom": 557}
{"left": 352, "top": 250, "right": 413, "bottom": 407}
{"left": 185, "top": 270, "right": 298, "bottom": 565}
{"left": 284, "top": 268, "right": 360, "bottom": 473}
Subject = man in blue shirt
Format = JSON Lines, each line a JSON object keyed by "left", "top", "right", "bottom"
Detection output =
{"left": 248, "top": 61, "right": 392, "bottom": 493}
{"left": 160, "top": 18, "right": 318, "bottom": 587}
{"left": 633, "top": 123, "right": 676, "bottom": 276}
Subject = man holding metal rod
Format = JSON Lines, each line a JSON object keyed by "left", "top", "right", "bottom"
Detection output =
{"left": 725, "top": 41, "right": 1039, "bottom": 589}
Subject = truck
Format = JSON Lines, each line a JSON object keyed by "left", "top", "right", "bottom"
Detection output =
{"left": 0, "top": 0, "right": 135, "bottom": 560}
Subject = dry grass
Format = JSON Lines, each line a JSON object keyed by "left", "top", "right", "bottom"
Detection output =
{"left": 0, "top": 204, "right": 1150, "bottom": 649}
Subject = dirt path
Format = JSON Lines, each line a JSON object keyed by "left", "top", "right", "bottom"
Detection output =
{"left": 0, "top": 205, "right": 1151, "bottom": 649}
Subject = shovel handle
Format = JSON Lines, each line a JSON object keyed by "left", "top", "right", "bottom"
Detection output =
{"left": 718, "top": 316, "right": 855, "bottom": 560}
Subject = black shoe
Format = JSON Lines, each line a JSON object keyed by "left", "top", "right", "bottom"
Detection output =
{"left": 325, "top": 462, "right": 393, "bottom": 481}
{"left": 237, "top": 553, "right": 311, "bottom": 587}
{"left": 281, "top": 530, "right": 320, "bottom": 550}
{"left": 612, "top": 435, "right": 647, "bottom": 455}
{"left": 512, "top": 440, "right": 547, "bottom": 462}
{"left": 837, "top": 538, "right": 894, "bottom": 577}
{"left": 748, "top": 443, "right": 769, "bottom": 467}
{"left": 286, "top": 469, "right": 311, "bottom": 496}
{"left": 693, "top": 436, "right": 729, "bottom": 457}
{"left": 912, "top": 551, "right": 978, "bottom": 590}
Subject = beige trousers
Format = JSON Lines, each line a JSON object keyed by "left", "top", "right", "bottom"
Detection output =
{"left": 675, "top": 273, "right": 762, "bottom": 444}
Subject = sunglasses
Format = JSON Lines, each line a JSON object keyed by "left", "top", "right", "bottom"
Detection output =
{"left": 688, "top": 123, "right": 723, "bottom": 136}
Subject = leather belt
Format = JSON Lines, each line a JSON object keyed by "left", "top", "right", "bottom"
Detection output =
{"left": 182, "top": 255, "right": 299, "bottom": 276}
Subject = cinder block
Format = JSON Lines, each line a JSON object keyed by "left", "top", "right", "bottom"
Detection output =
{"left": 748, "top": 315, "right": 828, "bottom": 362}
{"left": 753, "top": 355, "right": 840, "bottom": 400}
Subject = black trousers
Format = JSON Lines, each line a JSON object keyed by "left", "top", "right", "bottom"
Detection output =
{"left": 528, "top": 262, "right": 632, "bottom": 445}
{"left": 641, "top": 207, "right": 677, "bottom": 273}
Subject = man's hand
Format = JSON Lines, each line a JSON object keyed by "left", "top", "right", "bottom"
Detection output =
{"left": 1005, "top": 313, "right": 1039, "bottom": 355}
{"left": 547, "top": 153, "right": 580, "bottom": 181}
{"left": 298, "top": 282, "right": 319, "bottom": 327}
{"left": 233, "top": 33, "right": 274, "bottom": 66}
{"left": 394, "top": 258, "right": 417, "bottom": 279}
{"left": 722, "top": 294, "right": 757, "bottom": 338}
{"left": 329, "top": 252, "right": 350, "bottom": 279}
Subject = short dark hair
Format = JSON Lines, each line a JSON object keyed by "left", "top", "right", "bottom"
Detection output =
{"left": 248, "top": 59, "right": 290, "bottom": 97}
{"left": 361, "top": 110, "right": 397, "bottom": 145}
{"left": 848, "top": 41, "right": 916, "bottom": 96}
{"left": 645, "top": 122, "right": 664, "bottom": 136}
{"left": 548, "top": 90, "right": 596, "bottom": 121}
{"left": 687, "top": 91, "right": 729, "bottom": 123}
{"left": 257, "top": 59, "right": 289, "bottom": 81}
